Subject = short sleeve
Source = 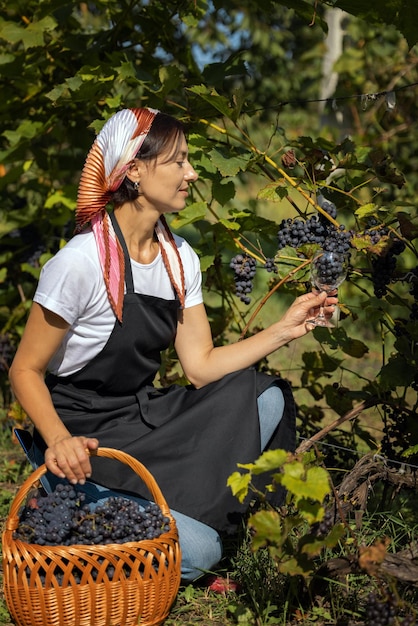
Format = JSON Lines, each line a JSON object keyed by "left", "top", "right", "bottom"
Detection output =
{"left": 33, "top": 246, "right": 101, "bottom": 325}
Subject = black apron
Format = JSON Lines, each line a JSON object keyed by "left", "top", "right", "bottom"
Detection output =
{"left": 36, "top": 213, "right": 296, "bottom": 532}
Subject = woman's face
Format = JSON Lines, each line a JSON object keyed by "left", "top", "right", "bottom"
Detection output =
{"left": 135, "top": 133, "right": 198, "bottom": 215}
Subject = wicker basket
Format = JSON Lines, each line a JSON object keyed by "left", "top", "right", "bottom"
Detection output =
{"left": 2, "top": 447, "right": 181, "bottom": 626}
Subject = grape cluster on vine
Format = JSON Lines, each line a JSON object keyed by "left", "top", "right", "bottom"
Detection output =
{"left": 276, "top": 195, "right": 351, "bottom": 254}
{"left": 229, "top": 254, "right": 257, "bottom": 304}
{"left": 230, "top": 195, "right": 413, "bottom": 308}
{"left": 229, "top": 254, "right": 279, "bottom": 304}
{"left": 366, "top": 591, "right": 416, "bottom": 626}
{"left": 371, "top": 236, "right": 406, "bottom": 298}
{"left": 362, "top": 217, "right": 390, "bottom": 244}
{"left": 311, "top": 508, "right": 335, "bottom": 538}
{"left": 14, "top": 482, "right": 170, "bottom": 547}
{"left": 263, "top": 258, "right": 278, "bottom": 273}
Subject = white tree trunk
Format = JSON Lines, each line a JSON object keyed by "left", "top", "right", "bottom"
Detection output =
{"left": 319, "top": 8, "right": 347, "bottom": 121}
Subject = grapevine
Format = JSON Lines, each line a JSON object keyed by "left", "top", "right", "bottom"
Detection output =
{"left": 230, "top": 195, "right": 353, "bottom": 305}
{"left": 229, "top": 194, "right": 416, "bottom": 320}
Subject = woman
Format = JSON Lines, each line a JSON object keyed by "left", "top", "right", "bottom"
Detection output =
{"left": 9, "top": 107, "right": 337, "bottom": 581}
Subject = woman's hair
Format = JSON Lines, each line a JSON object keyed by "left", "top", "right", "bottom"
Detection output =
{"left": 111, "top": 112, "right": 185, "bottom": 206}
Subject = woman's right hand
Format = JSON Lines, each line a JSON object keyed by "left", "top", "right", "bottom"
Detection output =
{"left": 44, "top": 435, "right": 99, "bottom": 485}
{"left": 9, "top": 303, "right": 100, "bottom": 485}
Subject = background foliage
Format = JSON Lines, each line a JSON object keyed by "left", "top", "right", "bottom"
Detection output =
{"left": 0, "top": 1, "right": 417, "bottom": 624}
{"left": 1, "top": 0, "right": 416, "bottom": 465}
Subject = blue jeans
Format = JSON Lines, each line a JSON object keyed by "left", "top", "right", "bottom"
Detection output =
{"left": 16, "top": 384, "right": 284, "bottom": 582}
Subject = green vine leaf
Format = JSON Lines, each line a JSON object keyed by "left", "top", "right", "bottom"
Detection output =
{"left": 324, "top": 327, "right": 369, "bottom": 358}
{"left": 237, "top": 448, "right": 290, "bottom": 475}
{"left": 295, "top": 499, "right": 324, "bottom": 525}
{"left": 212, "top": 179, "right": 236, "bottom": 205}
{"left": 277, "top": 554, "right": 315, "bottom": 577}
{"left": 248, "top": 509, "right": 284, "bottom": 549}
{"left": 158, "top": 65, "right": 183, "bottom": 96}
{"left": 354, "top": 203, "right": 377, "bottom": 219}
{"left": 227, "top": 471, "right": 252, "bottom": 503}
{"left": 219, "top": 218, "right": 240, "bottom": 230}
{"left": 209, "top": 149, "right": 252, "bottom": 177}
{"left": 324, "top": 385, "right": 354, "bottom": 417}
{"left": 187, "top": 85, "right": 236, "bottom": 119}
{"left": 257, "top": 181, "right": 289, "bottom": 201}
{"left": 170, "top": 201, "right": 208, "bottom": 227}
{"left": 281, "top": 464, "right": 331, "bottom": 503}
{"left": 379, "top": 354, "right": 416, "bottom": 390}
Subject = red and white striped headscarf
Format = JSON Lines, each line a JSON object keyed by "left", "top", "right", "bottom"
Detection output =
{"left": 76, "top": 107, "right": 186, "bottom": 321}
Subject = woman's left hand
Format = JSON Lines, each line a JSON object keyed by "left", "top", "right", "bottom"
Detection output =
{"left": 279, "top": 290, "right": 338, "bottom": 340}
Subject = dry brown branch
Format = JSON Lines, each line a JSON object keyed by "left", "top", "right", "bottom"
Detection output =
{"left": 296, "top": 399, "right": 374, "bottom": 454}
{"left": 381, "top": 545, "right": 418, "bottom": 584}
{"left": 318, "top": 453, "right": 418, "bottom": 586}
{"left": 336, "top": 452, "right": 418, "bottom": 499}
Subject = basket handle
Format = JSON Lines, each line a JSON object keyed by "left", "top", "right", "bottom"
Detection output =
{"left": 6, "top": 447, "right": 171, "bottom": 530}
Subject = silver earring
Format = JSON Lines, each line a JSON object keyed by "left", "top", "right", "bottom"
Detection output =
{"left": 133, "top": 181, "right": 139, "bottom": 191}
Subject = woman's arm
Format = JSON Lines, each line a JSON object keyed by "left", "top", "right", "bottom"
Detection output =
{"left": 9, "top": 303, "right": 98, "bottom": 483}
{"left": 175, "top": 291, "right": 336, "bottom": 388}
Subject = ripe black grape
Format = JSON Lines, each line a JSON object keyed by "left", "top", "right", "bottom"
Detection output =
{"left": 229, "top": 254, "right": 257, "bottom": 304}
{"left": 317, "top": 194, "right": 337, "bottom": 220}
{"left": 365, "top": 590, "right": 417, "bottom": 626}
{"left": 263, "top": 258, "right": 278, "bottom": 273}
{"left": 276, "top": 195, "right": 352, "bottom": 257}
{"left": 371, "top": 236, "right": 406, "bottom": 298}
{"left": 312, "top": 508, "right": 335, "bottom": 538}
{"left": 14, "top": 483, "right": 171, "bottom": 547}
{"left": 366, "top": 591, "right": 397, "bottom": 625}
{"left": 362, "top": 217, "right": 389, "bottom": 245}
{"left": 310, "top": 249, "right": 348, "bottom": 290}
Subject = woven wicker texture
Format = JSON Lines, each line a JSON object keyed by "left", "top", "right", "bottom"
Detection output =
{"left": 2, "top": 447, "right": 181, "bottom": 626}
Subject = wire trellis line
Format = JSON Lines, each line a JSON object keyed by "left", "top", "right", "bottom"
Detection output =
{"left": 296, "top": 435, "right": 418, "bottom": 471}
{"left": 242, "top": 81, "right": 418, "bottom": 115}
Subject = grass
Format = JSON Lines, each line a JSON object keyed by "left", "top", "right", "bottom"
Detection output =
{"left": 1, "top": 423, "right": 417, "bottom": 626}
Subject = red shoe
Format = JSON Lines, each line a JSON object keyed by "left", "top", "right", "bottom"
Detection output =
{"left": 206, "top": 574, "right": 241, "bottom": 593}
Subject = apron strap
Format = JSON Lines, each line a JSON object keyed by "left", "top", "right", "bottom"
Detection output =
{"left": 109, "top": 210, "right": 134, "bottom": 294}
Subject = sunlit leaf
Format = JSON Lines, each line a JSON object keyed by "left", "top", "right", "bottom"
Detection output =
{"left": 237, "top": 448, "right": 290, "bottom": 475}
{"left": 354, "top": 203, "right": 377, "bottom": 219}
{"left": 226, "top": 471, "right": 251, "bottom": 503}
{"left": 219, "top": 218, "right": 240, "bottom": 230}
{"left": 257, "top": 181, "right": 289, "bottom": 201}
{"left": 248, "top": 510, "right": 283, "bottom": 549}
{"left": 281, "top": 464, "right": 330, "bottom": 502}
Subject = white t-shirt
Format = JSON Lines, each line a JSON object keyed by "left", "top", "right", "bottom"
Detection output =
{"left": 34, "top": 228, "right": 203, "bottom": 376}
